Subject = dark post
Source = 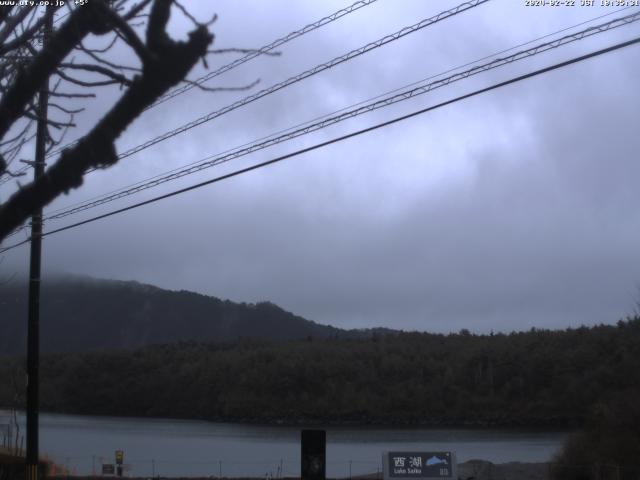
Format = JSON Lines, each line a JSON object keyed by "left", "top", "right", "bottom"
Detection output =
{"left": 26, "top": 10, "right": 52, "bottom": 480}
{"left": 115, "top": 450, "right": 124, "bottom": 477}
{"left": 301, "top": 430, "right": 326, "bottom": 480}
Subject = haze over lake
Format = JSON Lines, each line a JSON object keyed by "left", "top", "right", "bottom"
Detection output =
{"left": 3, "top": 412, "right": 567, "bottom": 477}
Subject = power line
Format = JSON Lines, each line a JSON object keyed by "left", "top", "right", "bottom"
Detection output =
{"left": 149, "top": 0, "right": 381, "bottom": 110}
{"left": 4, "top": 8, "right": 638, "bottom": 243}
{"left": 4, "top": 4, "right": 637, "bottom": 238}
{"left": 29, "top": 9, "right": 640, "bottom": 226}
{"left": 94, "top": 0, "right": 490, "bottom": 164}
{"left": 0, "top": 164, "right": 30, "bottom": 186}
{"left": 2, "top": 0, "right": 488, "bottom": 236}
{"left": 42, "top": 0, "right": 382, "bottom": 161}
{"left": 8, "top": 5, "right": 633, "bottom": 209}
{"left": 2, "top": 34, "right": 638, "bottom": 254}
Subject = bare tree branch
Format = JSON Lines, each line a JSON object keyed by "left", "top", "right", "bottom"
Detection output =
{"left": 23, "top": 110, "right": 75, "bottom": 129}
{"left": 55, "top": 67, "right": 128, "bottom": 87}
{"left": 61, "top": 62, "right": 134, "bottom": 83}
{"left": 47, "top": 113, "right": 75, "bottom": 152}
{"left": 0, "top": 6, "right": 33, "bottom": 45}
{"left": 0, "top": 8, "right": 56, "bottom": 56}
{"left": 0, "top": 119, "right": 33, "bottom": 147}
{"left": 48, "top": 102, "right": 84, "bottom": 115}
{"left": 106, "top": 10, "right": 154, "bottom": 64}
{"left": 0, "top": 0, "right": 213, "bottom": 241}
{"left": 0, "top": 6, "right": 15, "bottom": 26}
{"left": 76, "top": 32, "right": 118, "bottom": 54}
{"left": 172, "top": 0, "right": 200, "bottom": 28}
{"left": 146, "top": 0, "right": 171, "bottom": 53}
{"left": 75, "top": 40, "right": 141, "bottom": 72}
{"left": 48, "top": 91, "right": 97, "bottom": 99}
{"left": 122, "top": 0, "right": 154, "bottom": 21}
{"left": 0, "top": 1, "right": 116, "bottom": 141}
{"left": 2, "top": 167, "right": 27, "bottom": 179}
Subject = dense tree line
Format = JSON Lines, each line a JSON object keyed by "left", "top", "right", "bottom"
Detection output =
{"left": 1, "top": 317, "right": 640, "bottom": 427}
{"left": 551, "top": 389, "right": 640, "bottom": 479}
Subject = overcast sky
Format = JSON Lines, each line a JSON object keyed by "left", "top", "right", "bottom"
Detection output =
{"left": 2, "top": 0, "right": 640, "bottom": 333}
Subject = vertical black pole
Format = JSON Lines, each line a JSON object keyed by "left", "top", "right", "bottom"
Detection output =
{"left": 301, "top": 430, "right": 326, "bottom": 480}
{"left": 26, "top": 9, "right": 51, "bottom": 480}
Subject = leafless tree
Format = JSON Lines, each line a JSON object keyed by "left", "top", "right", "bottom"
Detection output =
{"left": 0, "top": 0, "right": 218, "bottom": 243}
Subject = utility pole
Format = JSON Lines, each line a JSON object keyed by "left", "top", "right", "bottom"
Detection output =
{"left": 26, "top": 9, "right": 52, "bottom": 480}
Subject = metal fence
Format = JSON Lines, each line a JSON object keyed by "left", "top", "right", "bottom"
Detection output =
{"left": 31, "top": 456, "right": 384, "bottom": 479}
{"left": 5, "top": 454, "right": 640, "bottom": 479}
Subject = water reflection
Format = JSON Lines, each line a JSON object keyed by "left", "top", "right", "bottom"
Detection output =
{"left": 1, "top": 411, "right": 567, "bottom": 477}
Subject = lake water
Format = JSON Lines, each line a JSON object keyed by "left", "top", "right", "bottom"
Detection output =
{"left": 1, "top": 411, "right": 568, "bottom": 478}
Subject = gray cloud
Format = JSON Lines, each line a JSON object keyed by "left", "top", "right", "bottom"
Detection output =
{"left": 2, "top": 0, "right": 639, "bottom": 333}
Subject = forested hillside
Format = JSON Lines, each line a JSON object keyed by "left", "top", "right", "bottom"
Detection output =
{"left": 2, "top": 318, "right": 639, "bottom": 426}
{"left": 0, "top": 276, "right": 344, "bottom": 354}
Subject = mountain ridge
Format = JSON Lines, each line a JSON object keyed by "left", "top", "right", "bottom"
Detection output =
{"left": 0, "top": 274, "right": 357, "bottom": 354}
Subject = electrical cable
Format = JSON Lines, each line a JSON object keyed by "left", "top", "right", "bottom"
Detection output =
{"left": 86, "top": 0, "right": 489, "bottom": 165}
{"left": 30, "top": 5, "right": 636, "bottom": 210}
{"left": 150, "top": 0, "right": 381, "bottom": 110}
{"left": 14, "top": 4, "right": 631, "bottom": 222}
{"left": 30, "top": 9, "right": 640, "bottom": 225}
{"left": 0, "top": 164, "right": 30, "bottom": 186}
{"left": 42, "top": 0, "right": 382, "bottom": 161}
{"left": 2, "top": 34, "right": 638, "bottom": 254}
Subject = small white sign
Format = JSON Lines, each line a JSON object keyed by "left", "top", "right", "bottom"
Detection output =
{"left": 383, "top": 451, "right": 457, "bottom": 480}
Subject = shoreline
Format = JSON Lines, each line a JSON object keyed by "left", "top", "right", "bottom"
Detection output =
{"left": 1, "top": 407, "right": 578, "bottom": 430}
{"left": 47, "top": 461, "right": 552, "bottom": 480}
